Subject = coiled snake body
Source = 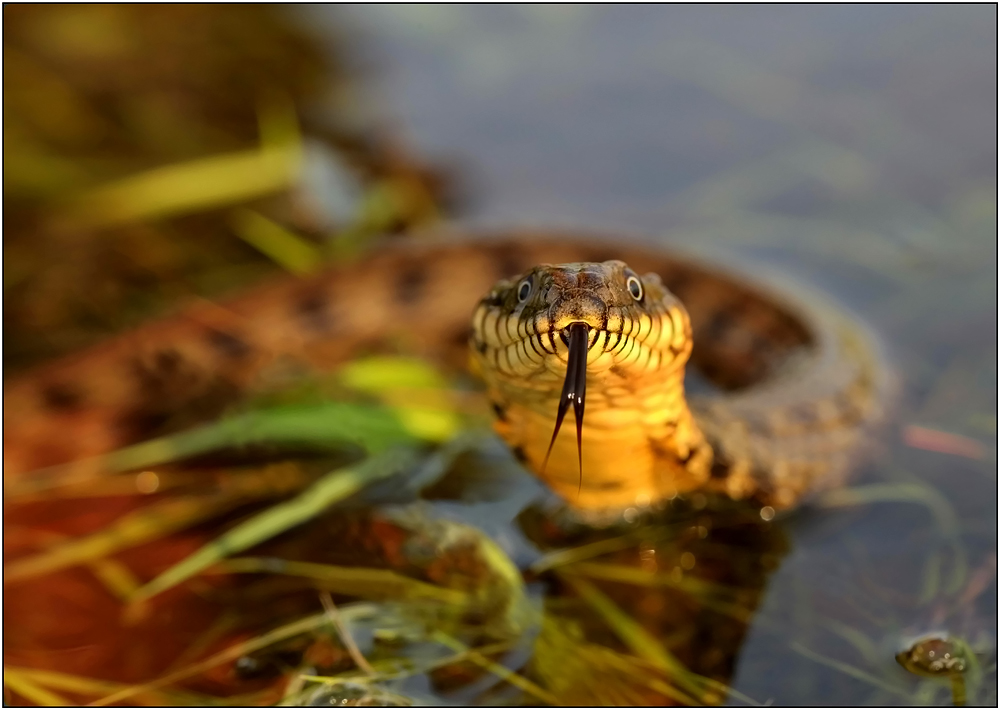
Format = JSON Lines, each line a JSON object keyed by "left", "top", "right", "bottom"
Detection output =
{"left": 3, "top": 231, "right": 883, "bottom": 512}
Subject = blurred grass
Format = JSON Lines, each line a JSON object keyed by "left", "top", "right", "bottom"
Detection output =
{"left": 790, "top": 642, "right": 911, "bottom": 699}
{"left": 217, "top": 557, "right": 468, "bottom": 605}
{"left": 6, "top": 355, "right": 461, "bottom": 499}
{"left": 130, "top": 447, "right": 424, "bottom": 602}
{"left": 87, "top": 605, "right": 376, "bottom": 706}
{"left": 2, "top": 666, "right": 226, "bottom": 707}
{"left": 61, "top": 138, "right": 301, "bottom": 229}
{"left": 431, "top": 631, "right": 558, "bottom": 706}
{"left": 3, "top": 4, "right": 457, "bottom": 373}
{"left": 4, "top": 494, "right": 245, "bottom": 584}
{"left": 3, "top": 340, "right": 532, "bottom": 706}
{"left": 5, "top": 355, "right": 462, "bottom": 586}
{"left": 229, "top": 209, "right": 322, "bottom": 276}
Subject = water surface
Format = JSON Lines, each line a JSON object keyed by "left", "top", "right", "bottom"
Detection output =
{"left": 301, "top": 6, "right": 997, "bottom": 704}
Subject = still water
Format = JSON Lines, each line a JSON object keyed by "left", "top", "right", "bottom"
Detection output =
{"left": 299, "top": 5, "right": 997, "bottom": 705}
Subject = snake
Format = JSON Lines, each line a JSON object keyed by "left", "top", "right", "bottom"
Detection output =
{"left": 2, "top": 229, "right": 884, "bottom": 513}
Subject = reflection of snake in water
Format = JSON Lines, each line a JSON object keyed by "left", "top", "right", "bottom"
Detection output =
{"left": 4, "top": 230, "right": 883, "bottom": 512}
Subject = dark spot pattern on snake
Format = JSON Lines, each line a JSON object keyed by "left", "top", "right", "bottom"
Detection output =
{"left": 294, "top": 289, "right": 334, "bottom": 332}
{"left": 394, "top": 264, "right": 429, "bottom": 305}
{"left": 40, "top": 382, "right": 86, "bottom": 412}
{"left": 205, "top": 328, "right": 253, "bottom": 360}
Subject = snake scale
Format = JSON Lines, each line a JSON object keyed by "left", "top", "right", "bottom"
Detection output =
{"left": 3, "top": 230, "right": 884, "bottom": 513}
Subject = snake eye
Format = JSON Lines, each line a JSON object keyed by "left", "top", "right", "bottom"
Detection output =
{"left": 626, "top": 273, "right": 644, "bottom": 301}
{"left": 517, "top": 276, "right": 533, "bottom": 303}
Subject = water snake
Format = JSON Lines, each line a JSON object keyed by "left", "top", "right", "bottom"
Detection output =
{"left": 2, "top": 229, "right": 884, "bottom": 513}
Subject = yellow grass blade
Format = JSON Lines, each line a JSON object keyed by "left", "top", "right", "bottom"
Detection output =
{"left": 432, "top": 631, "right": 559, "bottom": 706}
{"left": 131, "top": 448, "right": 420, "bottom": 602}
{"left": 230, "top": 209, "right": 322, "bottom": 275}
{"left": 4, "top": 494, "right": 238, "bottom": 583}
{"left": 560, "top": 572, "right": 751, "bottom": 705}
{"left": 3, "top": 666, "right": 210, "bottom": 705}
{"left": 89, "top": 604, "right": 377, "bottom": 706}
{"left": 218, "top": 557, "right": 467, "bottom": 605}
{"left": 3, "top": 668, "right": 70, "bottom": 706}
{"left": 64, "top": 145, "right": 301, "bottom": 228}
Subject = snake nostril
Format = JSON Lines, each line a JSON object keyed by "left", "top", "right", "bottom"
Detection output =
{"left": 551, "top": 293, "right": 608, "bottom": 331}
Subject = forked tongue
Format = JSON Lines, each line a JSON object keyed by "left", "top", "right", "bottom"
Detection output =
{"left": 541, "top": 322, "right": 589, "bottom": 495}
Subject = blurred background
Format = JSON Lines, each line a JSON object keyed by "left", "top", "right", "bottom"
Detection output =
{"left": 4, "top": 4, "right": 996, "bottom": 706}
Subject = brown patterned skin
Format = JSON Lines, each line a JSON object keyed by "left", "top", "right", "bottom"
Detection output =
{"left": 3, "top": 230, "right": 883, "bottom": 510}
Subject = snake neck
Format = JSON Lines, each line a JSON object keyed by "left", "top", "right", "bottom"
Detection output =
{"left": 484, "top": 352, "right": 714, "bottom": 511}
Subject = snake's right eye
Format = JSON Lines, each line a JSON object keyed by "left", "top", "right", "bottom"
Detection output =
{"left": 625, "top": 270, "right": 644, "bottom": 302}
{"left": 517, "top": 277, "right": 533, "bottom": 303}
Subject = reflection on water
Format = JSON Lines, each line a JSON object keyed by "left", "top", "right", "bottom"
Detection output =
{"left": 4, "top": 5, "right": 996, "bottom": 707}
{"left": 517, "top": 497, "right": 788, "bottom": 705}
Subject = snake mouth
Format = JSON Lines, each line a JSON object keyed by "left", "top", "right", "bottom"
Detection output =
{"left": 542, "top": 322, "right": 590, "bottom": 494}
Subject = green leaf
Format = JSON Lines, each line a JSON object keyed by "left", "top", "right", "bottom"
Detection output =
{"left": 12, "top": 400, "right": 458, "bottom": 497}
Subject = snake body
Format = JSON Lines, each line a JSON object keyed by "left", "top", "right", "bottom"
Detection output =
{"left": 3, "top": 230, "right": 884, "bottom": 510}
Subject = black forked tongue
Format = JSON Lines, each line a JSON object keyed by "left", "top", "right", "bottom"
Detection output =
{"left": 542, "top": 322, "right": 589, "bottom": 495}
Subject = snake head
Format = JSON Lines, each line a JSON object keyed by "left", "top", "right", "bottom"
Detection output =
{"left": 471, "top": 260, "right": 692, "bottom": 381}
{"left": 471, "top": 260, "right": 697, "bottom": 495}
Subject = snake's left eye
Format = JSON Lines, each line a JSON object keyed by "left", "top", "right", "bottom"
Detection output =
{"left": 517, "top": 276, "right": 533, "bottom": 303}
{"left": 626, "top": 273, "right": 644, "bottom": 301}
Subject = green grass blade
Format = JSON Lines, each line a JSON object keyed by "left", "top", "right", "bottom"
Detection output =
{"left": 9, "top": 400, "right": 457, "bottom": 498}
